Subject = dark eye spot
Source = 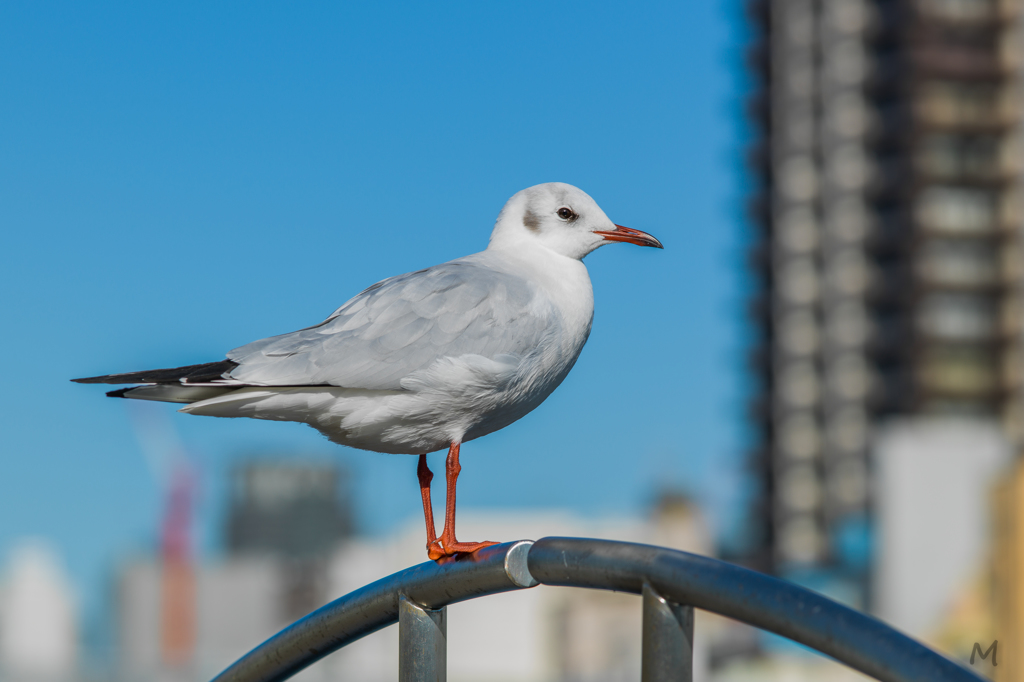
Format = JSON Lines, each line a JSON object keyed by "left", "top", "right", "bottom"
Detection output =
{"left": 557, "top": 207, "right": 576, "bottom": 221}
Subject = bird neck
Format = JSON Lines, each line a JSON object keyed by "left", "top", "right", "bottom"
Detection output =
{"left": 483, "top": 239, "right": 595, "bottom": 340}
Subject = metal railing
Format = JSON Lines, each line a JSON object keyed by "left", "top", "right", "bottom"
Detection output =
{"left": 211, "top": 537, "right": 985, "bottom": 682}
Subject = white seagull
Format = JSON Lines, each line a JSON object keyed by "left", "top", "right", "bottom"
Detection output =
{"left": 74, "top": 183, "right": 663, "bottom": 560}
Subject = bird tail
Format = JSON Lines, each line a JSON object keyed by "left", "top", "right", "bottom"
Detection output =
{"left": 72, "top": 360, "right": 240, "bottom": 404}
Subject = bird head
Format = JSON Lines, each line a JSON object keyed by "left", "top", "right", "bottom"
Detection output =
{"left": 488, "top": 182, "right": 663, "bottom": 260}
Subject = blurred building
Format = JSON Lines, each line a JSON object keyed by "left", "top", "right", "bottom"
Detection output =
{"left": 0, "top": 540, "right": 78, "bottom": 682}
{"left": 873, "top": 419, "right": 1008, "bottom": 657}
{"left": 117, "top": 460, "right": 354, "bottom": 682}
{"left": 745, "top": 0, "right": 1024, "bottom": 607}
{"left": 225, "top": 462, "right": 354, "bottom": 558}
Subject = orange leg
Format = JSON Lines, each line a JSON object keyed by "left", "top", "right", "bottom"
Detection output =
{"left": 417, "top": 455, "right": 446, "bottom": 560}
{"left": 427, "top": 442, "right": 497, "bottom": 559}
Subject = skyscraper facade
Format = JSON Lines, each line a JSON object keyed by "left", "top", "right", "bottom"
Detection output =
{"left": 746, "top": 0, "right": 1023, "bottom": 602}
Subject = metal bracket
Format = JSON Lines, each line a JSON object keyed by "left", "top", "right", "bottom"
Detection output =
{"left": 641, "top": 582, "right": 694, "bottom": 682}
{"left": 399, "top": 596, "right": 446, "bottom": 682}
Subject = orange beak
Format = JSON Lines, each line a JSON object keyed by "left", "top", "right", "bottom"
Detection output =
{"left": 594, "top": 224, "right": 664, "bottom": 249}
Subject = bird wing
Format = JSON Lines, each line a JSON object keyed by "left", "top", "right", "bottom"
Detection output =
{"left": 226, "top": 258, "right": 555, "bottom": 390}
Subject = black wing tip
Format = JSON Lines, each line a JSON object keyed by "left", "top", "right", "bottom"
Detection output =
{"left": 72, "top": 376, "right": 113, "bottom": 384}
{"left": 71, "top": 360, "right": 239, "bottom": 386}
{"left": 106, "top": 387, "right": 134, "bottom": 398}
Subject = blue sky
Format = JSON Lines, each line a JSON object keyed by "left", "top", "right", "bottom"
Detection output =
{"left": 0, "top": 1, "right": 747, "bottom": 621}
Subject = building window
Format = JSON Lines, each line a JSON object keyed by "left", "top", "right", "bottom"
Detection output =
{"left": 916, "top": 133, "right": 1002, "bottom": 179}
{"left": 829, "top": 144, "right": 870, "bottom": 190}
{"left": 778, "top": 361, "right": 820, "bottom": 408}
{"left": 916, "top": 185, "right": 997, "bottom": 234}
{"left": 916, "top": 81, "right": 1017, "bottom": 127}
{"left": 915, "top": 0, "right": 997, "bottom": 23}
{"left": 918, "top": 346, "right": 998, "bottom": 393}
{"left": 776, "top": 515, "right": 824, "bottom": 565}
{"left": 827, "top": 406, "right": 869, "bottom": 453}
{"left": 829, "top": 197, "right": 871, "bottom": 243}
{"left": 828, "top": 457, "right": 868, "bottom": 507}
{"left": 917, "top": 238, "right": 999, "bottom": 287}
{"left": 778, "top": 257, "right": 820, "bottom": 304}
{"left": 829, "top": 249, "right": 871, "bottom": 296}
{"left": 827, "top": 301, "right": 871, "bottom": 347}
{"left": 828, "top": 91, "right": 869, "bottom": 138}
{"left": 918, "top": 292, "right": 998, "bottom": 340}
{"left": 779, "top": 309, "right": 819, "bottom": 355}
{"left": 778, "top": 412, "right": 821, "bottom": 460}
{"left": 779, "top": 207, "right": 819, "bottom": 254}
{"left": 778, "top": 465, "right": 823, "bottom": 513}
{"left": 828, "top": 354, "right": 872, "bottom": 400}
{"left": 779, "top": 155, "right": 819, "bottom": 201}
{"left": 921, "top": 397, "right": 992, "bottom": 414}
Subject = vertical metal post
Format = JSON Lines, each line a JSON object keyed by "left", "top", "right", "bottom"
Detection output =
{"left": 641, "top": 582, "right": 694, "bottom": 682}
{"left": 399, "top": 595, "right": 446, "bottom": 682}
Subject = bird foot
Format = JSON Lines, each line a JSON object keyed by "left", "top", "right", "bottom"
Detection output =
{"left": 427, "top": 538, "right": 498, "bottom": 561}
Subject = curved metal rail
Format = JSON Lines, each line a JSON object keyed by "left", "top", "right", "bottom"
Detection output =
{"left": 212, "top": 537, "right": 983, "bottom": 682}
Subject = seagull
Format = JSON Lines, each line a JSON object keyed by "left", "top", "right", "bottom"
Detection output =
{"left": 74, "top": 183, "right": 663, "bottom": 560}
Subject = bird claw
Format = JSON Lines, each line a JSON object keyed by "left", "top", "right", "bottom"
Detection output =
{"left": 427, "top": 538, "right": 498, "bottom": 562}
{"left": 427, "top": 540, "right": 447, "bottom": 561}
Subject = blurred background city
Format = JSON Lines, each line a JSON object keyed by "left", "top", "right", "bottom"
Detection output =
{"left": 2, "top": 0, "right": 1022, "bottom": 680}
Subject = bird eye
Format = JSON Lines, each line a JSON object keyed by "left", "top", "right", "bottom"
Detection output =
{"left": 557, "top": 207, "right": 576, "bottom": 221}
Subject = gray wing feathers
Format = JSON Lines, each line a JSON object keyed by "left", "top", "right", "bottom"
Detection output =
{"left": 227, "top": 261, "right": 550, "bottom": 390}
